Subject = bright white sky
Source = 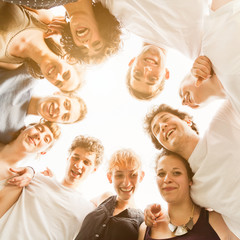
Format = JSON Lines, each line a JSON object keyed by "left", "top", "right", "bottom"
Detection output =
{"left": 22, "top": 6, "right": 223, "bottom": 211}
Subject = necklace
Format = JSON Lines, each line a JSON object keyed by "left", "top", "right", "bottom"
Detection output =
{"left": 168, "top": 204, "right": 195, "bottom": 236}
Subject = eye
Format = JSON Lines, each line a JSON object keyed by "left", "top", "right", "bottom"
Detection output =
{"left": 115, "top": 174, "right": 124, "bottom": 178}
{"left": 64, "top": 100, "right": 71, "bottom": 110}
{"left": 36, "top": 124, "right": 43, "bottom": 132}
{"left": 55, "top": 80, "right": 63, "bottom": 88}
{"left": 72, "top": 156, "right": 80, "bottom": 161}
{"left": 173, "top": 171, "right": 182, "bottom": 176}
{"left": 44, "top": 136, "right": 51, "bottom": 144}
{"left": 83, "top": 160, "right": 91, "bottom": 166}
{"left": 62, "top": 113, "right": 69, "bottom": 122}
{"left": 157, "top": 172, "right": 166, "bottom": 178}
{"left": 130, "top": 172, "right": 138, "bottom": 178}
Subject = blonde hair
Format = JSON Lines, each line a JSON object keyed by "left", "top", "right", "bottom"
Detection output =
{"left": 108, "top": 149, "right": 142, "bottom": 173}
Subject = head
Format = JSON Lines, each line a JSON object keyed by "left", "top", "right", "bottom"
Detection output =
{"left": 64, "top": 135, "right": 104, "bottom": 188}
{"left": 25, "top": 38, "right": 82, "bottom": 92}
{"left": 61, "top": 1, "right": 122, "bottom": 64}
{"left": 13, "top": 120, "right": 61, "bottom": 154}
{"left": 107, "top": 149, "right": 145, "bottom": 202}
{"left": 127, "top": 45, "right": 169, "bottom": 100}
{"left": 144, "top": 104, "right": 199, "bottom": 151}
{"left": 179, "top": 73, "right": 213, "bottom": 108}
{"left": 155, "top": 149, "right": 193, "bottom": 204}
{"left": 37, "top": 92, "right": 87, "bottom": 124}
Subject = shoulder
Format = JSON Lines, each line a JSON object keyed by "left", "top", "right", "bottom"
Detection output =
{"left": 91, "top": 191, "right": 113, "bottom": 207}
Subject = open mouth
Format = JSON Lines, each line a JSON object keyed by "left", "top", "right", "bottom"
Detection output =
{"left": 47, "top": 65, "right": 56, "bottom": 76}
{"left": 71, "top": 169, "right": 82, "bottom": 178}
{"left": 120, "top": 187, "right": 133, "bottom": 193}
{"left": 28, "top": 136, "right": 36, "bottom": 146}
{"left": 76, "top": 28, "right": 89, "bottom": 38}
{"left": 62, "top": 70, "right": 71, "bottom": 81}
{"left": 144, "top": 57, "right": 158, "bottom": 65}
{"left": 48, "top": 103, "right": 54, "bottom": 117}
{"left": 166, "top": 129, "right": 175, "bottom": 141}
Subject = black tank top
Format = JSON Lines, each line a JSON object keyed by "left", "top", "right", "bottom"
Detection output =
{"left": 144, "top": 208, "right": 220, "bottom": 240}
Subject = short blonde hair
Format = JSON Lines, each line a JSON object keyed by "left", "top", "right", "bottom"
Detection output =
{"left": 108, "top": 149, "right": 142, "bottom": 173}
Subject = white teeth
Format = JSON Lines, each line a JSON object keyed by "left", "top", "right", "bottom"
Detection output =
{"left": 145, "top": 58, "right": 156, "bottom": 64}
{"left": 48, "top": 66, "right": 55, "bottom": 76}
{"left": 120, "top": 187, "right": 132, "bottom": 192}
{"left": 77, "top": 29, "right": 89, "bottom": 37}
{"left": 167, "top": 130, "right": 174, "bottom": 140}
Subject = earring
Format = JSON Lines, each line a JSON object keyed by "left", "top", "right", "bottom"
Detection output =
{"left": 41, "top": 152, "right": 46, "bottom": 155}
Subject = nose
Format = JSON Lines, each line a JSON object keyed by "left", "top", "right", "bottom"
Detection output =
{"left": 163, "top": 173, "right": 172, "bottom": 183}
{"left": 160, "top": 123, "right": 167, "bottom": 132}
{"left": 144, "top": 66, "right": 152, "bottom": 78}
{"left": 122, "top": 175, "right": 131, "bottom": 187}
{"left": 74, "top": 161, "right": 84, "bottom": 169}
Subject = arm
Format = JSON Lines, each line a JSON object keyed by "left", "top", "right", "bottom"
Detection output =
{"left": 138, "top": 222, "right": 147, "bottom": 240}
{"left": 144, "top": 203, "right": 166, "bottom": 227}
{"left": 90, "top": 191, "right": 113, "bottom": 207}
{"left": 209, "top": 211, "right": 239, "bottom": 240}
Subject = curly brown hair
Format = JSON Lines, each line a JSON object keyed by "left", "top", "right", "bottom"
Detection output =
{"left": 60, "top": 1, "right": 122, "bottom": 64}
{"left": 126, "top": 64, "right": 166, "bottom": 100}
{"left": 144, "top": 104, "right": 199, "bottom": 150}
{"left": 68, "top": 135, "right": 104, "bottom": 168}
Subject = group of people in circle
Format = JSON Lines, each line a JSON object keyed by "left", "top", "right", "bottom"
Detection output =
{"left": 0, "top": 0, "right": 240, "bottom": 239}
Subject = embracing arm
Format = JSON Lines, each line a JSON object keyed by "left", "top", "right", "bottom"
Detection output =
{"left": 209, "top": 211, "right": 239, "bottom": 240}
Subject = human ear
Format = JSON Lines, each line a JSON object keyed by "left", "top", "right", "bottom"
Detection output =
{"left": 184, "top": 117, "right": 192, "bottom": 127}
{"left": 139, "top": 171, "right": 145, "bottom": 183}
{"left": 40, "top": 152, "right": 46, "bottom": 155}
{"left": 107, "top": 172, "right": 113, "bottom": 184}
{"left": 165, "top": 68, "right": 170, "bottom": 80}
{"left": 128, "top": 58, "right": 136, "bottom": 67}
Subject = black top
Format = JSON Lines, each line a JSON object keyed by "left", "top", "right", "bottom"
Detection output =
{"left": 144, "top": 208, "right": 220, "bottom": 240}
{"left": 1, "top": 0, "right": 77, "bottom": 9}
{"left": 75, "top": 195, "right": 144, "bottom": 240}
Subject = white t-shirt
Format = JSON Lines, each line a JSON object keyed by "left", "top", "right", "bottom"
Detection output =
{"left": 202, "top": 0, "right": 240, "bottom": 114}
{"left": 0, "top": 173, "right": 95, "bottom": 240}
{"left": 189, "top": 100, "right": 240, "bottom": 238}
{"left": 100, "top": 0, "right": 208, "bottom": 60}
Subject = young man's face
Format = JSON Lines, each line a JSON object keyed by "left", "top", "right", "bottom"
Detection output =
{"left": 150, "top": 112, "right": 192, "bottom": 152}
{"left": 64, "top": 147, "right": 97, "bottom": 188}
{"left": 37, "top": 94, "right": 82, "bottom": 123}
{"left": 179, "top": 74, "right": 211, "bottom": 109}
{"left": 129, "top": 45, "right": 169, "bottom": 97}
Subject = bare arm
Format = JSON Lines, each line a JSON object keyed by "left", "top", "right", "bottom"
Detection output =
{"left": 209, "top": 211, "right": 239, "bottom": 240}
{"left": 138, "top": 222, "right": 147, "bottom": 240}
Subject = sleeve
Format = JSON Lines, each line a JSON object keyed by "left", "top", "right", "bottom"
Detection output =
{"left": 1, "top": 0, "right": 77, "bottom": 9}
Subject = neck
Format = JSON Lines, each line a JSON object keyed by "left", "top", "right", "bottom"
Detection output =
{"left": 61, "top": 178, "right": 82, "bottom": 190}
{"left": 115, "top": 196, "right": 135, "bottom": 212}
{"left": 207, "top": 74, "right": 226, "bottom": 99}
{"left": 177, "top": 135, "right": 199, "bottom": 160}
{"left": 168, "top": 199, "right": 195, "bottom": 226}
{"left": 27, "top": 96, "right": 41, "bottom": 116}
{"left": 0, "top": 143, "right": 29, "bottom": 167}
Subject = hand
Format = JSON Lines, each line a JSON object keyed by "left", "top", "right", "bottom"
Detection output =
{"left": 7, "top": 167, "right": 34, "bottom": 187}
{"left": 191, "top": 56, "right": 213, "bottom": 87}
{"left": 45, "top": 16, "right": 66, "bottom": 37}
{"left": 41, "top": 167, "right": 54, "bottom": 177}
{"left": 144, "top": 203, "right": 166, "bottom": 227}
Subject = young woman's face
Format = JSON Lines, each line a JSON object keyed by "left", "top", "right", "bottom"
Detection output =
{"left": 108, "top": 164, "right": 144, "bottom": 202}
{"left": 40, "top": 56, "right": 80, "bottom": 92}
{"left": 18, "top": 124, "right": 54, "bottom": 154}
{"left": 156, "top": 155, "right": 192, "bottom": 204}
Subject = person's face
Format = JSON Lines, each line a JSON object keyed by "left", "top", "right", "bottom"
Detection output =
{"left": 40, "top": 56, "right": 80, "bottom": 92}
{"left": 129, "top": 45, "right": 169, "bottom": 96}
{"left": 107, "top": 164, "right": 144, "bottom": 202}
{"left": 70, "top": 12, "right": 104, "bottom": 57}
{"left": 156, "top": 155, "right": 192, "bottom": 204}
{"left": 18, "top": 124, "right": 54, "bottom": 154}
{"left": 151, "top": 112, "right": 192, "bottom": 152}
{"left": 38, "top": 94, "right": 82, "bottom": 123}
{"left": 64, "top": 147, "right": 97, "bottom": 187}
{"left": 179, "top": 75, "right": 211, "bottom": 109}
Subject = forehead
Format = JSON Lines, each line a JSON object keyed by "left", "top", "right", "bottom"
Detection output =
{"left": 113, "top": 161, "right": 140, "bottom": 172}
{"left": 66, "top": 97, "right": 81, "bottom": 123}
{"left": 151, "top": 112, "right": 178, "bottom": 126}
{"left": 70, "top": 147, "right": 96, "bottom": 162}
{"left": 157, "top": 155, "right": 186, "bottom": 171}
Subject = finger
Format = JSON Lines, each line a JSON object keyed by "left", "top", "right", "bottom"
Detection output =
{"left": 195, "top": 78, "right": 204, "bottom": 87}
{"left": 191, "top": 68, "right": 211, "bottom": 80}
{"left": 9, "top": 167, "right": 24, "bottom": 174}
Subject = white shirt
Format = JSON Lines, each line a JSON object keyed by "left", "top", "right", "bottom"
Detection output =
{"left": 100, "top": 0, "right": 208, "bottom": 60}
{"left": 0, "top": 173, "right": 95, "bottom": 240}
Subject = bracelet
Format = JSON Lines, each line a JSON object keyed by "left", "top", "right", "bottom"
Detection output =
{"left": 26, "top": 166, "right": 35, "bottom": 179}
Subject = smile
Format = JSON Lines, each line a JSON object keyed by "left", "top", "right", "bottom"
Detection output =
{"left": 49, "top": 103, "right": 54, "bottom": 117}
{"left": 28, "top": 136, "right": 36, "bottom": 146}
{"left": 47, "top": 66, "right": 56, "bottom": 76}
{"left": 166, "top": 129, "right": 175, "bottom": 140}
{"left": 71, "top": 169, "right": 82, "bottom": 178}
{"left": 144, "top": 57, "right": 158, "bottom": 65}
{"left": 120, "top": 187, "right": 133, "bottom": 193}
{"left": 76, "top": 28, "right": 89, "bottom": 38}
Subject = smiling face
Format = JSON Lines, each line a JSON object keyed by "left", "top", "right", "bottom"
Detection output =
{"left": 156, "top": 154, "right": 192, "bottom": 204}
{"left": 108, "top": 164, "right": 144, "bottom": 203}
{"left": 179, "top": 74, "right": 211, "bottom": 109}
{"left": 69, "top": 11, "right": 104, "bottom": 58}
{"left": 129, "top": 45, "right": 169, "bottom": 97}
{"left": 18, "top": 124, "right": 54, "bottom": 154}
{"left": 64, "top": 147, "right": 97, "bottom": 188}
{"left": 40, "top": 56, "right": 80, "bottom": 92}
{"left": 151, "top": 112, "right": 192, "bottom": 152}
{"left": 37, "top": 94, "right": 82, "bottom": 123}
